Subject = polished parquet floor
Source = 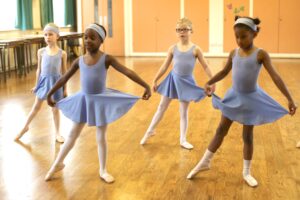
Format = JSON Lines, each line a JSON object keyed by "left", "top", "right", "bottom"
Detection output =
{"left": 0, "top": 57, "right": 300, "bottom": 200}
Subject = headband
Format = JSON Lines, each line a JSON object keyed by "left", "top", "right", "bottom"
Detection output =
{"left": 234, "top": 18, "right": 257, "bottom": 31}
{"left": 85, "top": 24, "right": 106, "bottom": 41}
{"left": 43, "top": 25, "right": 59, "bottom": 35}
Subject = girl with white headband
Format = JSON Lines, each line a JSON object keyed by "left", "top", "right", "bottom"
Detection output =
{"left": 15, "top": 23, "right": 67, "bottom": 143}
{"left": 44, "top": 23, "right": 151, "bottom": 183}
{"left": 187, "top": 16, "right": 297, "bottom": 187}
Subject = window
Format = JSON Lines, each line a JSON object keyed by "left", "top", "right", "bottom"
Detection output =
{"left": 0, "top": 0, "right": 17, "bottom": 30}
{"left": 53, "top": 0, "right": 65, "bottom": 27}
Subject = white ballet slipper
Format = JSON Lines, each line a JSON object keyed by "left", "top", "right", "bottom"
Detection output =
{"left": 180, "top": 141, "right": 194, "bottom": 150}
{"left": 243, "top": 174, "right": 258, "bottom": 187}
{"left": 100, "top": 172, "right": 115, "bottom": 183}
{"left": 187, "top": 163, "right": 210, "bottom": 179}
{"left": 45, "top": 163, "right": 65, "bottom": 181}
{"left": 140, "top": 131, "right": 155, "bottom": 145}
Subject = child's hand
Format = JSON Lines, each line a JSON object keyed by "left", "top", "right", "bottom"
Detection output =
{"left": 152, "top": 81, "right": 158, "bottom": 92}
{"left": 142, "top": 87, "right": 151, "bottom": 100}
{"left": 63, "top": 91, "right": 68, "bottom": 98}
{"left": 288, "top": 101, "right": 297, "bottom": 116}
{"left": 204, "top": 83, "right": 214, "bottom": 97}
{"left": 47, "top": 96, "right": 56, "bottom": 107}
{"left": 30, "top": 86, "right": 36, "bottom": 93}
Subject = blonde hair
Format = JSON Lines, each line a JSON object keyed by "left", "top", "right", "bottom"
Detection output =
{"left": 177, "top": 17, "right": 193, "bottom": 30}
{"left": 43, "top": 23, "right": 60, "bottom": 35}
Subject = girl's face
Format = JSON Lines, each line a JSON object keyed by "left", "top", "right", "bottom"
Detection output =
{"left": 176, "top": 24, "right": 192, "bottom": 40}
{"left": 234, "top": 26, "right": 256, "bottom": 50}
{"left": 44, "top": 31, "right": 59, "bottom": 45}
{"left": 84, "top": 29, "right": 102, "bottom": 53}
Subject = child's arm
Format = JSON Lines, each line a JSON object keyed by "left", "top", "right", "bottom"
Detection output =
{"left": 195, "top": 46, "right": 215, "bottom": 94}
{"left": 106, "top": 55, "right": 151, "bottom": 100}
{"left": 47, "top": 58, "right": 80, "bottom": 107}
{"left": 32, "top": 49, "right": 42, "bottom": 92}
{"left": 204, "top": 50, "right": 234, "bottom": 96}
{"left": 61, "top": 50, "right": 68, "bottom": 97}
{"left": 152, "top": 45, "right": 174, "bottom": 91}
{"left": 259, "top": 49, "right": 297, "bottom": 115}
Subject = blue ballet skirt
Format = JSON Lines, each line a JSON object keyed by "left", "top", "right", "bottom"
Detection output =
{"left": 56, "top": 89, "right": 139, "bottom": 126}
{"left": 157, "top": 71, "right": 206, "bottom": 102}
{"left": 212, "top": 87, "right": 288, "bottom": 125}
{"left": 34, "top": 75, "right": 63, "bottom": 101}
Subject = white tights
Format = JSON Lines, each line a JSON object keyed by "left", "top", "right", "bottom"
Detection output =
{"left": 144, "top": 96, "right": 190, "bottom": 145}
{"left": 47, "top": 123, "right": 112, "bottom": 181}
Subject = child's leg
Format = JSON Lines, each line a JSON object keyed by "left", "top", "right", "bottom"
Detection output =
{"left": 96, "top": 125, "right": 114, "bottom": 183}
{"left": 140, "top": 96, "right": 172, "bottom": 144}
{"left": 15, "top": 97, "right": 43, "bottom": 140}
{"left": 52, "top": 107, "right": 64, "bottom": 143}
{"left": 45, "top": 122, "right": 85, "bottom": 181}
{"left": 187, "top": 115, "right": 232, "bottom": 179}
{"left": 179, "top": 101, "right": 193, "bottom": 149}
{"left": 242, "top": 125, "right": 258, "bottom": 187}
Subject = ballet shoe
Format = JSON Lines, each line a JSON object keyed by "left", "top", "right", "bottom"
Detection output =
{"left": 187, "top": 163, "right": 210, "bottom": 179}
{"left": 180, "top": 141, "right": 194, "bottom": 150}
{"left": 45, "top": 163, "right": 65, "bottom": 181}
{"left": 243, "top": 174, "right": 258, "bottom": 187}
{"left": 140, "top": 131, "right": 155, "bottom": 145}
{"left": 14, "top": 127, "right": 29, "bottom": 141}
{"left": 55, "top": 135, "right": 65, "bottom": 143}
{"left": 296, "top": 141, "right": 300, "bottom": 148}
{"left": 99, "top": 172, "right": 115, "bottom": 183}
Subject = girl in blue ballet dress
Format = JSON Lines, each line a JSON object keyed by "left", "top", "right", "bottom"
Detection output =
{"left": 187, "top": 16, "right": 297, "bottom": 187}
{"left": 45, "top": 23, "right": 151, "bottom": 183}
{"left": 140, "top": 18, "right": 215, "bottom": 150}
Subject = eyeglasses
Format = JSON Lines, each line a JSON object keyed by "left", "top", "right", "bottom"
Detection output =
{"left": 176, "top": 28, "right": 191, "bottom": 33}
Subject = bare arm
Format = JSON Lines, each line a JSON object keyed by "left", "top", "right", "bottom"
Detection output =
{"left": 259, "top": 49, "right": 297, "bottom": 115}
{"left": 195, "top": 46, "right": 213, "bottom": 78}
{"left": 47, "top": 58, "right": 80, "bottom": 106}
{"left": 61, "top": 50, "right": 68, "bottom": 96}
{"left": 152, "top": 45, "right": 174, "bottom": 86}
{"left": 106, "top": 55, "right": 151, "bottom": 100}
{"left": 204, "top": 50, "right": 234, "bottom": 95}
{"left": 32, "top": 49, "right": 42, "bottom": 92}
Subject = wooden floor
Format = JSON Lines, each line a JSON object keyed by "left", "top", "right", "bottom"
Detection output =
{"left": 0, "top": 57, "right": 300, "bottom": 200}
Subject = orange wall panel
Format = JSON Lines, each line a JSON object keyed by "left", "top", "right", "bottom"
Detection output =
{"left": 253, "top": 0, "right": 279, "bottom": 53}
{"left": 278, "top": 0, "right": 300, "bottom": 53}
{"left": 184, "top": 0, "right": 209, "bottom": 52}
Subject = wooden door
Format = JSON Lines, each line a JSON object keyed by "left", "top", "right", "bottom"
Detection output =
{"left": 132, "top": 0, "right": 180, "bottom": 52}
{"left": 184, "top": 0, "right": 209, "bottom": 52}
{"left": 278, "top": 0, "right": 300, "bottom": 53}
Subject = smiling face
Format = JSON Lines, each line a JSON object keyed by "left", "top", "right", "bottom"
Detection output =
{"left": 84, "top": 28, "right": 102, "bottom": 53}
{"left": 234, "top": 26, "right": 257, "bottom": 50}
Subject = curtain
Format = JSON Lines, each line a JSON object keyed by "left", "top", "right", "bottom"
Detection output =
{"left": 15, "top": 0, "right": 33, "bottom": 30}
{"left": 64, "top": 0, "right": 76, "bottom": 27}
{"left": 40, "top": 0, "right": 54, "bottom": 27}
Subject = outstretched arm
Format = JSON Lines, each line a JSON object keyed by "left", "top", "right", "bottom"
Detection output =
{"left": 107, "top": 55, "right": 151, "bottom": 100}
{"left": 204, "top": 50, "right": 234, "bottom": 96}
{"left": 195, "top": 46, "right": 215, "bottom": 95}
{"left": 152, "top": 46, "right": 174, "bottom": 91}
{"left": 259, "top": 49, "right": 297, "bottom": 115}
{"left": 32, "top": 49, "right": 42, "bottom": 92}
{"left": 47, "top": 58, "right": 80, "bottom": 106}
{"left": 61, "top": 50, "right": 68, "bottom": 97}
